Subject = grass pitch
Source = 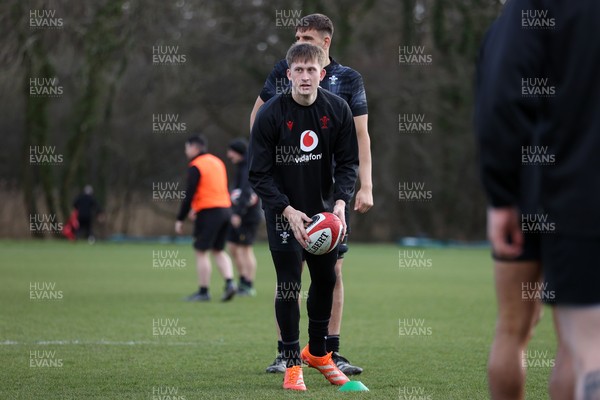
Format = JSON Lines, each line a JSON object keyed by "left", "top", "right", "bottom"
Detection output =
{"left": 0, "top": 240, "right": 556, "bottom": 399}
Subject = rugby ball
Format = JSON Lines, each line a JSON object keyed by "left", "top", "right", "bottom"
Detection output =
{"left": 304, "top": 212, "right": 344, "bottom": 255}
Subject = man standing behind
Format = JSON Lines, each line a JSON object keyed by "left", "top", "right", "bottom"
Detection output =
{"left": 175, "top": 135, "right": 236, "bottom": 302}
{"left": 226, "top": 138, "right": 261, "bottom": 297}
{"left": 73, "top": 184, "right": 102, "bottom": 244}
{"left": 250, "top": 12, "right": 372, "bottom": 375}
{"left": 249, "top": 43, "right": 358, "bottom": 391}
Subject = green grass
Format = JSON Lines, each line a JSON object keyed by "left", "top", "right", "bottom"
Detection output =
{"left": 0, "top": 241, "right": 556, "bottom": 399}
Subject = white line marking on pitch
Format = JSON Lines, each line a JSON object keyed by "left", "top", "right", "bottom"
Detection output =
{"left": 0, "top": 340, "right": 202, "bottom": 346}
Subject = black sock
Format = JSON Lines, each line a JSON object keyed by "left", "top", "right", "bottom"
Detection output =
{"left": 308, "top": 318, "right": 329, "bottom": 357}
{"left": 245, "top": 280, "right": 253, "bottom": 288}
{"left": 272, "top": 250, "right": 302, "bottom": 362}
{"left": 326, "top": 335, "right": 340, "bottom": 353}
{"left": 277, "top": 340, "right": 284, "bottom": 354}
{"left": 225, "top": 278, "right": 233, "bottom": 287}
{"left": 282, "top": 341, "right": 301, "bottom": 368}
{"left": 304, "top": 251, "right": 337, "bottom": 358}
{"left": 199, "top": 287, "right": 208, "bottom": 295}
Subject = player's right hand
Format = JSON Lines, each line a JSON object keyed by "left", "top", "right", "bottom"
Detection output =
{"left": 333, "top": 200, "right": 347, "bottom": 238}
{"left": 282, "top": 205, "right": 312, "bottom": 247}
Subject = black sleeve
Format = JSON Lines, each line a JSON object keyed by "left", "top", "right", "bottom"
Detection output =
{"left": 348, "top": 71, "right": 368, "bottom": 117}
{"left": 474, "top": 1, "right": 545, "bottom": 207}
{"left": 248, "top": 106, "right": 290, "bottom": 214}
{"left": 232, "top": 161, "right": 253, "bottom": 217}
{"left": 176, "top": 166, "right": 200, "bottom": 221}
{"left": 333, "top": 103, "right": 359, "bottom": 204}
{"left": 259, "top": 60, "right": 288, "bottom": 103}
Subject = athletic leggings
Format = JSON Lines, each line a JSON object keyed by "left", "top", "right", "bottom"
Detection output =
{"left": 271, "top": 249, "right": 338, "bottom": 357}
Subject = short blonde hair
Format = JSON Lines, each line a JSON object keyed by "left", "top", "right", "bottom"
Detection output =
{"left": 286, "top": 43, "right": 327, "bottom": 68}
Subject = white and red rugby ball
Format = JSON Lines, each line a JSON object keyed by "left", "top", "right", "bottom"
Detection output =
{"left": 304, "top": 212, "right": 344, "bottom": 255}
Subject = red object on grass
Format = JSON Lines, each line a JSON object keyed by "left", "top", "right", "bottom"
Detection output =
{"left": 62, "top": 210, "right": 79, "bottom": 241}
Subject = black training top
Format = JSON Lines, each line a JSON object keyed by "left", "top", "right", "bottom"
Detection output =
{"left": 177, "top": 153, "right": 202, "bottom": 222}
{"left": 73, "top": 194, "right": 101, "bottom": 220}
{"left": 259, "top": 57, "right": 368, "bottom": 117}
{"left": 475, "top": 0, "right": 600, "bottom": 235}
{"left": 249, "top": 87, "right": 359, "bottom": 217}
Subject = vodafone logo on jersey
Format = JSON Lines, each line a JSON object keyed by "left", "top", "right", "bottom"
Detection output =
{"left": 300, "top": 130, "right": 319, "bottom": 152}
{"left": 277, "top": 129, "right": 322, "bottom": 164}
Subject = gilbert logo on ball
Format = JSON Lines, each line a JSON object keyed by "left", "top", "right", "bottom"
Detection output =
{"left": 304, "top": 212, "right": 343, "bottom": 255}
{"left": 300, "top": 130, "right": 318, "bottom": 152}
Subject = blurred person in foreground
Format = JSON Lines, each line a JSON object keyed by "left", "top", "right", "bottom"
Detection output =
{"left": 476, "top": 18, "right": 573, "bottom": 400}
{"left": 475, "top": 1, "right": 599, "bottom": 399}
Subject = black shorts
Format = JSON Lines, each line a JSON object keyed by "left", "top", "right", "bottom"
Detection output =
{"left": 193, "top": 207, "right": 231, "bottom": 251}
{"left": 492, "top": 231, "right": 541, "bottom": 262}
{"left": 337, "top": 234, "right": 349, "bottom": 260}
{"left": 264, "top": 209, "right": 303, "bottom": 252}
{"left": 541, "top": 234, "right": 600, "bottom": 305}
{"left": 227, "top": 220, "right": 260, "bottom": 245}
{"left": 337, "top": 207, "right": 350, "bottom": 260}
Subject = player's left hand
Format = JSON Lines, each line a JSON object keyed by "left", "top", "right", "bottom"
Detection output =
{"left": 333, "top": 200, "right": 347, "bottom": 237}
{"left": 354, "top": 187, "right": 373, "bottom": 213}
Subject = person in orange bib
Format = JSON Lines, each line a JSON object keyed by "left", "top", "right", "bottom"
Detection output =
{"left": 175, "top": 135, "right": 236, "bottom": 302}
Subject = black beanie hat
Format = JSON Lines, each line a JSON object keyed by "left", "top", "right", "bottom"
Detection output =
{"left": 228, "top": 138, "right": 248, "bottom": 155}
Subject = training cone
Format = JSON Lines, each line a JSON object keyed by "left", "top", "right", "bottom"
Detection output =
{"left": 339, "top": 381, "right": 369, "bottom": 392}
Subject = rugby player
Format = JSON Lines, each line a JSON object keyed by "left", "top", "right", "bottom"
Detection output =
{"left": 226, "top": 138, "right": 261, "bottom": 297}
{"left": 250, "top": 12, "right": 372, "bottom": 375}
{"left": 249, "top": 43, "right": 358, "bottom": 391}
